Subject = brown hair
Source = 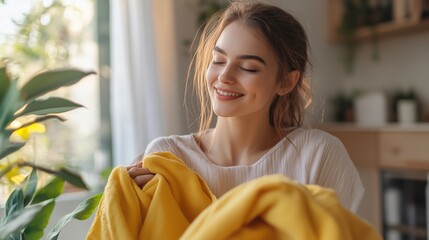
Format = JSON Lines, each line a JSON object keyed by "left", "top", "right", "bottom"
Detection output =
{"left": 189, "top": 0, "right": 312, "bottom": 135}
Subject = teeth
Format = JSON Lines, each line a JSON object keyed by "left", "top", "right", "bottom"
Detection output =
{"left": 216, "top": 89, "right": 242, "bottom": 97}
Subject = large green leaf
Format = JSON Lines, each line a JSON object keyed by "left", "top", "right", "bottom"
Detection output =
{"left": 20, "top": 68, "right": 95, "bottom": 101}
{"left": 0, "top": 201, "right": 48, "bottom": 239}
{"left": 14, "top": 97, "right": 83, "bottom": 118}
{"left": 46, "top": 192, "right": 103, "bottom": 240}
{"left": 57, "top": 167, "right": 88, "bottom": 190}
{"left": 73, "top": 193, "right": 103, "bottom": 220}
{"left": 31, "top": 176, "right": 64, "bottom": 204}
{"left": 22, "top": 199, "right": 55, "bottom": 240}
{"left": 0, "top": 80, "right": 22, "bottom": 130}
{"left": 23, "top": 168, "right": 38, "bottom": 206}
{"left": 5, "top": 188, "right": 24, "bottom": 220}
{"left": 9, "top": 115, "right": 67, "bottom": 132}
{"left": 0, "top": 66, "right": 10, "bottom": 106}
{"left": 0, "top": 142, "right": 25, "bottom": 161}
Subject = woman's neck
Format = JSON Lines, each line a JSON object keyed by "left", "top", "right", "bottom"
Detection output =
{"left": 200, "top": 118, "right": 285, "bottom": 166}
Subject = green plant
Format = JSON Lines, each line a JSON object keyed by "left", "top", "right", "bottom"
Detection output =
{"left": 0, "top": 64, "right": 102, "bottom": 239}
{"left": 338, "top": 0, "right": 380, "bottom": 73}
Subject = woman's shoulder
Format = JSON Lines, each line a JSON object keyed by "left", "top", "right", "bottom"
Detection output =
{"left": 144, "top": 133, "right": 197, "bottom": 155}
{"left": 289, "top": 127, "right": 342, "bottom": 146}
{"left": 148, "top": 134, "right": 194, "bottom": 145}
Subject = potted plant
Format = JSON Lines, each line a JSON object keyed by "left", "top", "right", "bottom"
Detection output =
{"left": 0, "top": 64, "right": 102, "bottom": 239}
{"left": 338, "top": 0, "right": 383, "bottom": 73}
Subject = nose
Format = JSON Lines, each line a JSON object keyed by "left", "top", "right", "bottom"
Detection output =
{"left": 218, "top": 64, "right": 236, "bottom": 84}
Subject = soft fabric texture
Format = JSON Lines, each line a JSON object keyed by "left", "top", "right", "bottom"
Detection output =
{"left": 86, "top": 152, "right": 216, "bottom": 240}
{"left": 181, "top": 175, "right": 381, "bottom": 240}
{"left": 88, "top": 152, "right": 381, "bottom": 240}
{"left": 141, "top": 127, "right": 364, "bottom": 212}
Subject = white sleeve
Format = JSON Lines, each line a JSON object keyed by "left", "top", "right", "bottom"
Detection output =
{"left": 313, "top": 135, "right": 365, "bottom": 213}
{"left": 131, "top": 137, "right": 171, "bottom": 164}
{"left": 144, "top": 137, "right": 171, "bottom": 155}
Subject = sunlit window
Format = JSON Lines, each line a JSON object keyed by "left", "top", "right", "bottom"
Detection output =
{"left": 0, "top": 0, "right": 107, "bottom": 201}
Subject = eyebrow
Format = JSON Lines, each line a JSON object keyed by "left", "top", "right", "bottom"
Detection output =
{"left": 213, "top": 46, "right": 266, "bottom": 65}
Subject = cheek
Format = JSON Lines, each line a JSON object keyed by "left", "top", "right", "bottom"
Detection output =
{"left": 205, "top": 65, "right": 218, "bottom": 86}
{"left": 247, "top": 75, "right": 278, "bottom": 98}
{"left": 246, "top": 74, "right": 274, "bottom": 89}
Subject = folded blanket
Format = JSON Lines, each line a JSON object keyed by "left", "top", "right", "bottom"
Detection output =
{"left": 87, "top": 152, "right": 382, "bottom": 240}
{"left": 181, "top": 175, "right": 381, "bottom": 240}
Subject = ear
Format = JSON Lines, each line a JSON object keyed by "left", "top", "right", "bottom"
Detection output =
{"left": 277, "top": 70, "right": 300, "bottom": 96}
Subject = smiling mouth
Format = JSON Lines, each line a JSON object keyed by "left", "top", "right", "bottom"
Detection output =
{"left": 215, "top": 88, "right": 244, "bottom": 97}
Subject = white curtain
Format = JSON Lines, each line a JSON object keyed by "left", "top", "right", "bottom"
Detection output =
{"left": 110, "top": 0, "right": 182, "bottom": 166}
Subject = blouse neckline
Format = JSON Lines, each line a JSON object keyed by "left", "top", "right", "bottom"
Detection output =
{"left": 189, "top": 127, "right": 302, "bottom": 168}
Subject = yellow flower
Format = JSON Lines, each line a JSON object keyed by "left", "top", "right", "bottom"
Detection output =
{"left": 0, "top": 163, "right": 26, "bottom": 185}
{"left": 11, "top": 123, "right": 46, "bottom": 141}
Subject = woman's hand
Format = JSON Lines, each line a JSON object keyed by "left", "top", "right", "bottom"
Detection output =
{"left": 127, "top": 162, "right": 155, "bottom": 188}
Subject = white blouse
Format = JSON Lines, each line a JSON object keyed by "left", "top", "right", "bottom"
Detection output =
{"left": 142, "top": 127, "right": 364, "bottom": 213}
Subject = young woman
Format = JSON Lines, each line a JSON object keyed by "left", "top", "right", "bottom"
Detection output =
{"left": 128, "top": 1, "right": 364, "bottom": 212}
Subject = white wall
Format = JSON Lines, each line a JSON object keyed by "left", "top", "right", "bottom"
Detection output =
{"left": 342, "top": 31, "right": 429, "bottom": 103}
{"left": 173, "top": 0, "right": 201, "bottom": 132}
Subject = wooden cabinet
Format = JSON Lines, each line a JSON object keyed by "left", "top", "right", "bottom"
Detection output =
{"left": 328, "top": 0, "right": 429, "bottom": 42}
{"left": 379, "top": 132, "right": 429, "bottom": 169}
{"left": 321, "top": 123, "right": 429, "bottom": 238}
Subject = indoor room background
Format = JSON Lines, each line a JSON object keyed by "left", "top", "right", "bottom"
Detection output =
{"left": 1, "top": 0, "right": 429, "bottom": 239}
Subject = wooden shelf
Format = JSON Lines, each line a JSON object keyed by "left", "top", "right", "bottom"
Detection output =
{"left": 329, "top": 0, "right": 429, "bottom": 43}
{"left": 353, "top": 18, "right": 429, "bottom": 41}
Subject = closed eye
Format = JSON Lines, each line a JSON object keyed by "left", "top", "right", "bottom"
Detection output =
{"left": 240, "top": 67, "right": 259, "bottom": 73}
{"left": 212, "top": 61, "right": 225, "bottom": 65}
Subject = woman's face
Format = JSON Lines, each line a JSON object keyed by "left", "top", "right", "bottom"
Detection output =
{"left": 206, "top": 21, "right": 281, "bottom": 121}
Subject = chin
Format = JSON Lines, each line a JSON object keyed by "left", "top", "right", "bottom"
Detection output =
{"left": 212, "top": 109, "right": 234, "bottom": 118}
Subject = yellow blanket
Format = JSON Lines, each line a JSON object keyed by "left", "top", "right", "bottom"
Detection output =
{"left": 87, "top": 152, "right": 215, "bottom": 239}
{"left": 87, "top": 152, "right": 382, "bottom": 240}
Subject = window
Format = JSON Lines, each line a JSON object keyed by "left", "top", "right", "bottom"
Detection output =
{"left": 0, "top": 0, "right": 111, "bottom": 201}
